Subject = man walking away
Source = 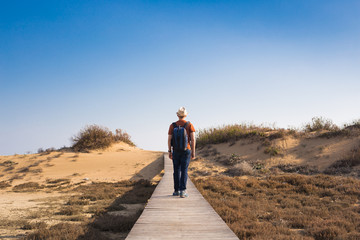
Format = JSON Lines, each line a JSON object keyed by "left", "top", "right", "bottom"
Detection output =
{"left": 168, "top": 107, "right": 196, "bottom": 198}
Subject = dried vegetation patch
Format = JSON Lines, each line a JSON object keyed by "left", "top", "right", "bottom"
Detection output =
{"left": 23, "top": 180, "right": 156, "bottom": 240}
{"left": 193, "top": 174, "right": 360, "bottom": 240}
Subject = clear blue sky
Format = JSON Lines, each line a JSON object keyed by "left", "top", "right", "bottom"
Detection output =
{"left": 1, "top": 0, "right": 359, "bottom": 155}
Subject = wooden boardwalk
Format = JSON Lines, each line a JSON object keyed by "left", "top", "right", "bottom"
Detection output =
{"left": 126, "top": 154, "right": 239, "bottom": 240}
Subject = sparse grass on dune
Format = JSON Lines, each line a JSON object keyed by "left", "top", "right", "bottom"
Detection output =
{"left": 193, "top": 174, "right": 360, "bottom": 240}
{"left": 196, "top": 123, "right": 279, "bottom": 147}
{"left": 196, "top": 117, "right": 360, "bottom": 147}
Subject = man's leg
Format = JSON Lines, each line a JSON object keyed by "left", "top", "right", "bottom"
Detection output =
{"left": 172, "top": 152, "right": 181, "bottom": 193}
{"left": 179, "top": 149, "right": 191, "bottom": 191}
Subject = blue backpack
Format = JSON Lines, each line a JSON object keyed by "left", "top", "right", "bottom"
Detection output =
{"left": 172, "top": 122, "right": 190, "bottom": 152}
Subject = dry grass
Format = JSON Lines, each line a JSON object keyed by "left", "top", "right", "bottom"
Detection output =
{"left": 264, "top": 146, "right": 281, "bottom": 156}
{"left": 57, "top": 206, "right": 82, "bottom": 216}
{"left": 24, "top": 180, "right": 157, "bottom": 239}
{"left": 196, "top": 117, "right": 360, "bottom": 148}
{"left": 324, "top": 146, "right": 360, "bottom": 176}
{"left": 0, "top": 180, "right": 11, "bottom": 189}
{"left": 196, "top": 124, "right": 273, "bottom": 147}
{"left": 193, "top": 174, "right": 360, "bottom": 239}
{"left": 91, "top": 211, "right": 142, "bottom": 232}
{"left": 13, "top": 182, "right": 44, "bottom": 192}
{"left": 46, "top": 178, "right": 71, "bottom": 185}
{"left": 26, "top": 223, "right": 85, "bottom": 240}
{"left": 0, "top": 160, "right": 18, "bottom": 167}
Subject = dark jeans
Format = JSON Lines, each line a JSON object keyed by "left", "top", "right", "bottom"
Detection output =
{"left": 172, "top": 149, "right": 191, "bottom": 191}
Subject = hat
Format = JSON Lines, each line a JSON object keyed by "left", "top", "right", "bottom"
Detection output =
{"left": 176, "top": 107, "right": 188, "bottom": 117}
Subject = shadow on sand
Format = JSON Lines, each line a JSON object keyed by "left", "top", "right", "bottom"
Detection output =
{"left": 78, "top": 156, "right": 164, "bottom": 240}
{"left": 130, "top": 154, "right": 164, "bottom": 181}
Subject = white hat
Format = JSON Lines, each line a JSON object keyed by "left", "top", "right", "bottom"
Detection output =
{"left": 176, "top": 107, "right": 188, "bottom": 117}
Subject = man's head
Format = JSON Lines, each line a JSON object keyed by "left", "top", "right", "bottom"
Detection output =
{"left": 176, "top": 107, "right": 188, "bottom": 119}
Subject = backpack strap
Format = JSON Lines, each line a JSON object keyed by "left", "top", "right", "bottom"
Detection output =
{"left": 172, "top": 122, "right": 177, "bottom": 128}
{"left": 183, "top": 121, "right": 190, "bottom": 129}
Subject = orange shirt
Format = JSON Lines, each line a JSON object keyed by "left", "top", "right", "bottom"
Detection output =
{"left": 168, "top": 120, "right": 195, "bottom": 150}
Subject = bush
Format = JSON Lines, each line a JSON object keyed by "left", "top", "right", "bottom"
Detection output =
{"left": 113, "top": 129, "right": 135, "bottom": 146}
{"left": 72, "top": 125, "right": 113, "bottom": 152}
{"left": 304, "top": 117, "right": 339, "bottom": 132}
{"left": 71, "top": 125, "right": 135, "bottom": 152}
{"left": 345, "top": 119, "right": 360, "bottom": 129}
{"left": 225, "top": 161, "right": 254, "bottom": 176}
{"left": 264, "top": 146, "right": 281, "bottom": 156}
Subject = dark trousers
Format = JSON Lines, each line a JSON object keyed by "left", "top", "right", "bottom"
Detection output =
{"left": 172, "top": 149, "right": 191, "bottom": 191}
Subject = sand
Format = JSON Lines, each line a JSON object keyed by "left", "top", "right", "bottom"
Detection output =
{"left": 0, "top": 143, "right": 164, "bottom": 239}
{"left": 0, "top": 142, "right": 164, "bottom": 185}
{"left": 194, "top": 134, "right": 360, "bottom": 176}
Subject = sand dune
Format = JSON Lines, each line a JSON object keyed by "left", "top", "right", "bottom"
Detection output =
{"left": 0, "top": 143, "right": 164, "bottom": 239}
{"left": 0, "top": 142, "right": 164, "bottom": 185}
{"left": 192, "top": 134, "right": 360, "bottom": 178}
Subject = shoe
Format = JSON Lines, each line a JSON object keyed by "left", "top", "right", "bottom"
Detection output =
{"left": 172, "top": 191, "right": 180, "bottom": 196}
{"left": 180, "top": 190, "right": 188, "bottom": 198}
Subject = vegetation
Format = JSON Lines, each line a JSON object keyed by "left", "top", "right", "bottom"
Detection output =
{"left": 193, "top": 174, "right": 360, "bottom": 240}
{"left": 193, "top": 117, "right": 360, "bottom": 239}
{"left": 304, "top": 117, "right": 339, "bottom": 132}
{"left": 196, "top": 123, "right": 274, "bottom": 147}
{"left": 13, "top": 182, "right": 44, "bottom": 192}
{"left": 0, "top": 181, "right": 11, "bottom": 189}
{"left": 196, "top": 117, "right": 360, "bottom": 146}
{"left": 264, "top": 146, "right": 281, "bottom": 156}
{"left": 24, "top": 180, "right": 156, "bottom": 240}
{"left": 325, "top": 146, "right": 360, "bottom": 175}
{"left": 71, "top": 125, "right": 135, "bottom": 152}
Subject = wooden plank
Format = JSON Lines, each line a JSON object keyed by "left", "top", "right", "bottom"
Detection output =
{"left": 126, "top": 154, "right": 239, "bottom": 240}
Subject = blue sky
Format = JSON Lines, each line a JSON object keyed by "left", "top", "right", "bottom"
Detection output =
{"left": 1, "top": 0, "right": 359, "bottom": 155}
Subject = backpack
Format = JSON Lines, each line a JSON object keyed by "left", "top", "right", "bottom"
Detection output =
{"left": 171, "top": 122, "right": 190, "bottom": 152}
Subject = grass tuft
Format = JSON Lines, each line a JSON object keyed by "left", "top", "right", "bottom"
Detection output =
{"left": 264, "top": 146, "right": 281, "bottom": 156}
{"left": 13, "top": 182, "right": 44, "bottom": 192}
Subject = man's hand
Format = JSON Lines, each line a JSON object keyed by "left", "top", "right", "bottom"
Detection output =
{"left": 191, "top": 151, "right": 195, "bottom": 160}
{"left": 169, "top": 152, "right": 172, "bottom": 159}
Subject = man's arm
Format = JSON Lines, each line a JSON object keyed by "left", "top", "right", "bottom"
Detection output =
{"left": 168, "top": 135, "right": 173, "bottom": 159}
{"left": 190, "top": 132, "right": 196, "bottom": 159}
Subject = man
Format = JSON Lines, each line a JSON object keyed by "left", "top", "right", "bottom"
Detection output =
{"left": 168, "top": 107, "right": 196, "bottom": 198}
